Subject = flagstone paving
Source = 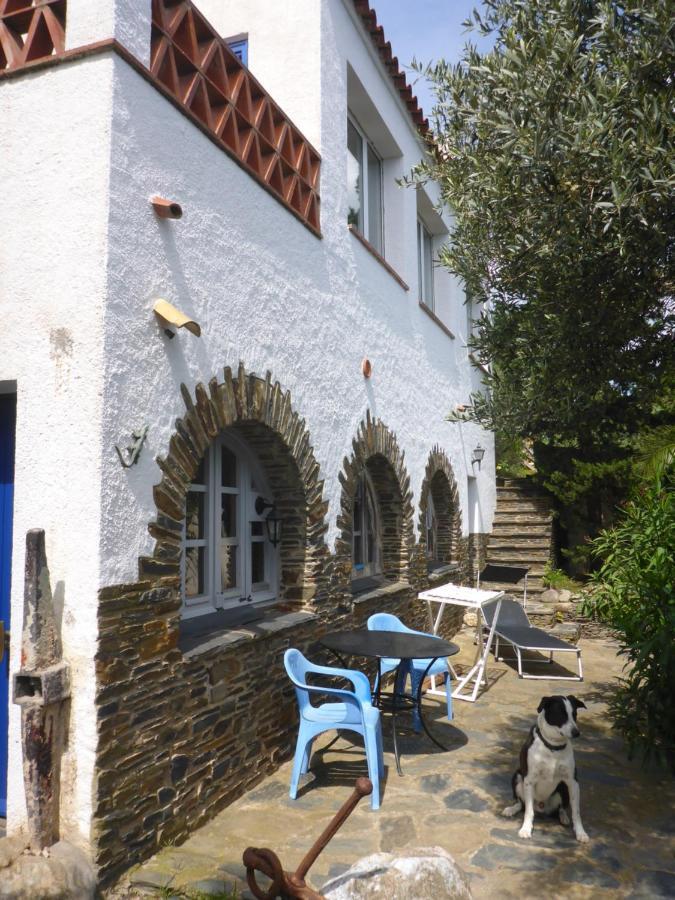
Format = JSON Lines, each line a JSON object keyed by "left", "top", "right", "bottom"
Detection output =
{"left": 113, "top": 631, "right": 675, "bottom": 899}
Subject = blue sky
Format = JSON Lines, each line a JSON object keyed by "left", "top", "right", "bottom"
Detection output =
{"left": 373, "top": 1, "right": 494, "bottom": 115}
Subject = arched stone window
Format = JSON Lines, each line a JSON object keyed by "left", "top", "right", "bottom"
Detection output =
{"left": 419, "top": 447, "right": 462, "bottom": 573}
{"left": 183, "top": 431, "right": 278, "bottom": 616}
{"left": 337, "top": 413, "right": 414, "bottom": 590}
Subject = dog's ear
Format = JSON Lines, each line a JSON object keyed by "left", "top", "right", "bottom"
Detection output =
{"left": 537, "top": 696, "right": 552, "bottom": 713}
{"left": 567, "top": 695, "right": 586, "bottom": 710}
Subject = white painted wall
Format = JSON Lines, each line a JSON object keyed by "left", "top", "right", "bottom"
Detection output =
{"left": 0, "top": 57, "right": 115, "bottom": 845}
{"left": 1, "top": 0, "right": 495, "bottom": 853}
{"left": 98, "top": 0, "right": 496, "bottom": 588}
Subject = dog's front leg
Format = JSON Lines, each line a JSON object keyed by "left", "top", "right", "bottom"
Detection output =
{"left": 518, "top": 780, "right": 535, "bottom": 839}
{"left": 568, "top": 778, "right": 589, "bottom": 842}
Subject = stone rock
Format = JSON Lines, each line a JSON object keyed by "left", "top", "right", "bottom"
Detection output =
{"left": 321, "top": 847, "right": 473, "bottom": 899}
{"left": 0, "top": 841, "right": 96, "bottom": 900}
{"left": 540, "top": 589, "right": 559, "bottom": 604}
{"left": 549, "top": 623, "right": 581, "bottom": 644}
{"left": 0, "top": 833, "right": 29, "bottom": 869}
{"left": 557, "top": 589, "right": 572, "bottom": 604}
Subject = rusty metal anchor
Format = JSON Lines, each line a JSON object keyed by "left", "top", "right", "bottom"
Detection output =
{"left": 243, "top": 776, "right": 373, "bottom": 899}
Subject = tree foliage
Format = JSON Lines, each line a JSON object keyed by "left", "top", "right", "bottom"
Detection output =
{"left": 412, "top": 0, "right": 674, "bottom": 460}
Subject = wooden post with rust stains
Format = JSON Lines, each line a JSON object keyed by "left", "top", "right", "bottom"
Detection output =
{"left": 12, "top": 530, "right": 70, "bottom": 849}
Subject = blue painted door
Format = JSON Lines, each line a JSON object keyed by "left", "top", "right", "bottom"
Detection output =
{"left": 0, "top": 394, "right": 16, "bottom": 818}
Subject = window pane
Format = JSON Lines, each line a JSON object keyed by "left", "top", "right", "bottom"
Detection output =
{"left": 185, "top": 491, "right": 205, "bottom": 540}
{"left": 347, "top": 119, "right": 363, "bottom": 231}
{"left": 354, "top": 533, "right": 363, "bottom": 567}
{"left": 221, "top": 445, "right": 237, "bottom": 488}
{"left": 221, "top": 493, "right": 237, "bottom": 538}
{"left": 220, "top": 543, "right": 238, "bottom": 592}
{"left": 251, "top": 541, "right": 265, "bottom": 584}
{"left": 367, "top": 144, "right": 382, "bottom": 252}
{"left": 251, "top": 520, "right": 264, "bottom": 537}
{"left": 185, "top": 546, "right": 205, "bottom": 597}
{"left": 417, "top": 221, "right": 424, "bottom": 301}
{"left": 424, "top": 228, "right": 434, "bottom": 308}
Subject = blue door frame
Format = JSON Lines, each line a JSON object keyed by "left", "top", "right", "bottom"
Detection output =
{"left": 0, "top": 394, "right": 16, "bottom": 818}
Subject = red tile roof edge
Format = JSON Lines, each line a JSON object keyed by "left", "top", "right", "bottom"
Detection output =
{"left": 352, "top": 0, "right": 430, "bottom": 139}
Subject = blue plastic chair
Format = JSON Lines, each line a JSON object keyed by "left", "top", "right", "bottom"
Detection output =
{"left": 367, "top": 612, "right": 453, "bottom": 731}
{"left": 284, "top": 649, "right": 384, "bottom": 810}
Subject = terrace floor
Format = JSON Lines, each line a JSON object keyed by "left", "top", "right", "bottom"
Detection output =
{"left": 119, "top": 630, "right": 675, "bottom": 899}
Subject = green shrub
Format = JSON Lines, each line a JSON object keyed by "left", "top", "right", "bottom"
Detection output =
{"left": 542, "top": 561, "right": 584, "bottom": 593}
{"left": 587, "top": 471, "right": 675, "bottom": 769}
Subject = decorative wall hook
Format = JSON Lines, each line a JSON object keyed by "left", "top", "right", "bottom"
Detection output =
{"left": 151, "top": 196, "right": 183, "bottom": 219}
{"left": 361, "top": 358, "right": 372, "bottom": 378}
{"left": 115, "top": 426, "right": 149, "bottom": 469}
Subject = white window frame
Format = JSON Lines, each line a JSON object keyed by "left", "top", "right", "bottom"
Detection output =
{"left": 352, "top": 470, "right": 381, "bottom": 579}
{"left": 347, "top": 113, "right": 384, "bottom": 254}
{"left": 182, "top": 432, "right": 278, "bottom": 618}
{"left": 417, "top": 218, "right": 435, "bottom": 311}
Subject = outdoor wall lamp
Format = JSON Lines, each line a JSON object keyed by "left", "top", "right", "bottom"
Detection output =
{"left": 255, "top": 496, "right": 283, "bottom": 547}
{"left": 471, "top": 444, "right": 486, "bottom": 469}
{"left": 153, "top": 299, "right": 201, "bottom": 339}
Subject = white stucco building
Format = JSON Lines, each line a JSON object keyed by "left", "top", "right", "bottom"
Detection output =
{"left": 0, "top": 0, "right": 495, "bottom": 882}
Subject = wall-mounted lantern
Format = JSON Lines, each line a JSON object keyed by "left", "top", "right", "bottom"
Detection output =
{"left": 153, "top": 299, "right": 201, "bottom": 339}
{"left": 255, "top": 496, "right": 283, "bottom": 547}
{"left": 471, "top": 444, "right": 486, "bottom": 470}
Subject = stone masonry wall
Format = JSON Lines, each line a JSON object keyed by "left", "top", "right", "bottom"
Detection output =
{"left": 94, "top": 367, "right": 473, "bottom": 885}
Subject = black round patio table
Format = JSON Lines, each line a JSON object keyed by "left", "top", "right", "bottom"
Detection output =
{"left": 320, "top": 629, "right": 460, "bottom": 775}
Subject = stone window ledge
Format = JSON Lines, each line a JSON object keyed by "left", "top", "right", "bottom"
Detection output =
{"left": 348, "top": 225, "right": 410, "bottom": 291}
{"left": 182, "top": 608, "right": 317, "bottom": 661}
{"left": 352, "top": 580, "right": 411, "bottom": 607}
{"left": 428, "top": 563, "right": 460, "bottom": 584}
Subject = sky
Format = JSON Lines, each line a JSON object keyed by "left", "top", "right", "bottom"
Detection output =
{"left": 372, "top": 0, "right": 494, "bottom": 116}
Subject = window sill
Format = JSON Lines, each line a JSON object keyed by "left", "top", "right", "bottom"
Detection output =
{"left": 181, "top": 606, "right": 317, "bottom": 660}
{"left": 427, "top": 563, "right": 460, "bottom": 584}
{"left": 469, "top": 351, "right": 490, "bottom": 376}
{"left": 351, "top": 580, "right": 411, "bottom": 607}
{"left": 348, "top": 225, "right": 409, "bottom": 291}
{"left": 419, "top": 301, "right": 455, "bottom": 339}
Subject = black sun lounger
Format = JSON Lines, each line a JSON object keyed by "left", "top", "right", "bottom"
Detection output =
{"left": 477, "top": 564, "right": 530, "bottom": 606}
{"left": 481, "top": 596, "right": 583, "bottom": 681}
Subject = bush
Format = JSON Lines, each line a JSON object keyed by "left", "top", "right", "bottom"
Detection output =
{"left": 587, "top": 471, "right": 675, "bottom": 768}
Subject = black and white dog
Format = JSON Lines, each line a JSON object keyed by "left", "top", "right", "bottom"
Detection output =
{"left": 502, "top": 695, "right": 589, "bottom": 842}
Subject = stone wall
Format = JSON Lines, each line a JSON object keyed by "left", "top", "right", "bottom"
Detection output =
{"left": 93, "top": 368, "right": 473, "bottom": 885}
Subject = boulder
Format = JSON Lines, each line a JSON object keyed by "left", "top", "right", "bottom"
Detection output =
{"left": 322, "top": 847, "right": 473, "bottom": 899}
{"left": 0, "top": 841, "right": 96, "bottom": 900}
{"left": 540, "top": 588, "right": 560, "bottom": 604}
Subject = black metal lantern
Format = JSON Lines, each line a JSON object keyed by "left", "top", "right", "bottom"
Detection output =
{"left": 471, "top": 444, "right": 486, "bottom": 469}
{"left": 255, "top": 496, "right": 283, "bottom": 547}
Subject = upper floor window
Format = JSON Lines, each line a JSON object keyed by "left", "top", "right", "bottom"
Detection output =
{"left": 352, "top": 471, "right": 380, "bottom": 579}
{"left": 417, "top": 219, "right": 434, "bottom": 310}
{"left": 227, "top": 37, "right": 248, "bottom": 66}
{"left": 183, "top": 433, "right": 277, "bottom": 617}
{"left": 347, "top": 115, "right": 383, "bottom": 254}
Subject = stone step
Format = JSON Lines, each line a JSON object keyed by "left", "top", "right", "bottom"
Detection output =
{"left": 493, "top": 511, "right": 553, "bottom": 524}
{"left": 487, "top": 538, "right": 552, "bottom": 550}
{"left": 487, "top": 550, "right": 551, "bottom": 564}
{"left": 491, "top": 521, "right": 552, "bottom": 534}
{"left": 496, "top": 486, "right": 550, "bottom": 500}
{"left": 495, "top": 500, "right": 553, "bottom": 513}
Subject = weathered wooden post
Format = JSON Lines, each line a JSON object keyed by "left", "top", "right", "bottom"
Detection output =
{"left": 12, "top": 530, "right": 71, "bottom": 849}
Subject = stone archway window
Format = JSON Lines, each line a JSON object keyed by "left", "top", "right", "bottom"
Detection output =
{"left": 352, "top": 471, "right": 381, "bottom": 579}
{"left": 182, "top": 430, "right": 278, "bottom": 616}
{"left": 425, "top": 489, "right": 438, "bottom": 560}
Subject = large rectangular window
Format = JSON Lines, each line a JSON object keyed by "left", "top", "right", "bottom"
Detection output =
{"left": 417, "top": 219, "right": 434, "bottom": 310}
{"left": 347, "top": 115, "right": 383, "bottom": 253}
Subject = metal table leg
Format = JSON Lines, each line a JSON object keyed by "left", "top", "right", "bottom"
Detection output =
{"left": 416, "top": 656, "right": 449, "bottom": 751}
{"left": 451, "top": 598, "right": 503, "bottom": 702}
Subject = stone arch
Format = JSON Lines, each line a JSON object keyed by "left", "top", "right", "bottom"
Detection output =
{"left": 335, "top": 412, "right": 414, "bottom": 584}
{"left": 143, "top": 362, "right": 329, "bottom": 607}
{"left": 418, "top": 445, "right": 462, "bottom": 565}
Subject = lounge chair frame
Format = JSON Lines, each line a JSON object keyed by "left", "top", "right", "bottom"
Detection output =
{"left": 482, "top": 597, "right": 583, "bottom": 681}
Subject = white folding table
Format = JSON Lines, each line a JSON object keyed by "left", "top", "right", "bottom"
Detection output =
{"left": 418, "top": 583, "right": 504, "bottom": 703}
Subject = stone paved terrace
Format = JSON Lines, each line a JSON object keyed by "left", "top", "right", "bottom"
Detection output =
{"left": 114, "top": 631, "right": 675, "bottom": 899}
